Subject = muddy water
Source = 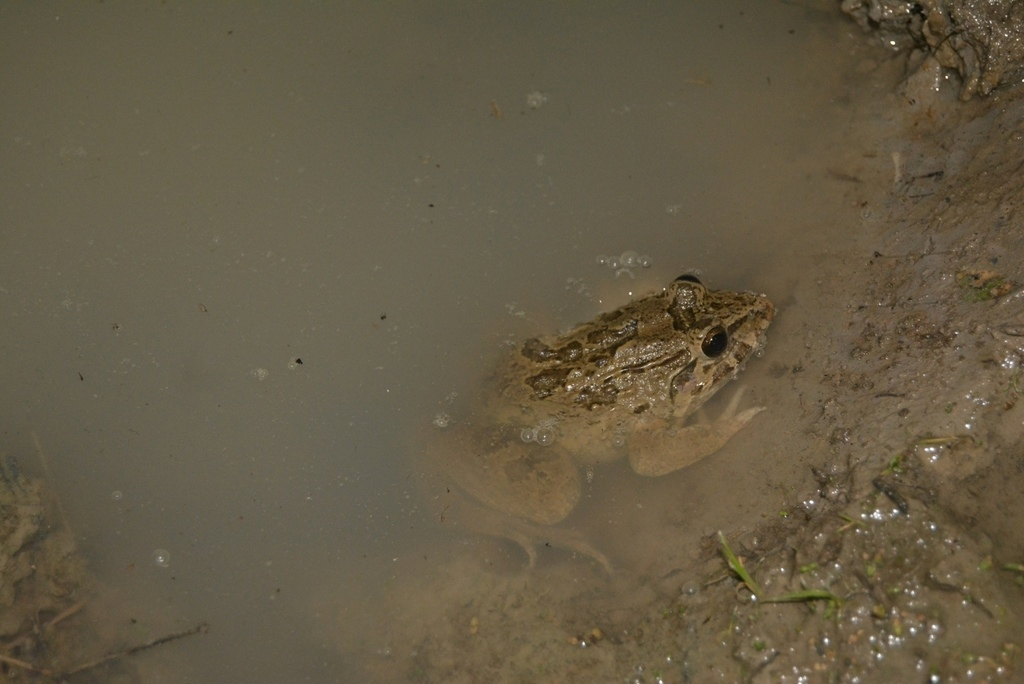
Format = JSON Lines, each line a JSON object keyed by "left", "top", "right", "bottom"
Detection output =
{"left": 0, "top": 2, "right": 880, "bottom": 681}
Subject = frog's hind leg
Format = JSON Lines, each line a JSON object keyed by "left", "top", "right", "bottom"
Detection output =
{"left": 438, "top": 495, "right": 612, "bottom": 574}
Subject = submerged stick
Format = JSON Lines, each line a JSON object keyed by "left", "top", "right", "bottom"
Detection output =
{"left": 0, "top": 652, "right": 49, "bottom": 675}
{"left": 30, "top": 431, "right": 74, "bottom": 536}
{"left": 44, "top": 599, "right": 86, "bottom": 631}
{"left": 60, "top": 622, "right": 210, "bottom": 676}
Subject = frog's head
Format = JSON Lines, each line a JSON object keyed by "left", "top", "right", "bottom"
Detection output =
{"left": 664, "top": 274, "right": 775, "bottom": 413}
{"left": 514, "top": 274, "right": 774, "bottom": 418}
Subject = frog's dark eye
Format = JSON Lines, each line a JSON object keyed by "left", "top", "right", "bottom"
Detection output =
{"left": 674, "top": 274, "right": 702, "bottom": 285}
{"left": 701, "top": 326, "right": 728, "bottom": 357}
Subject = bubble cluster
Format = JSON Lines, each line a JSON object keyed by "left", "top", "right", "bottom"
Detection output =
{"left": 525, "top": 90, "right": 548, "bottom": 109}
{"left": 534, "top": 426, "right": 556, "bottom": 446}
{"left": 596, "top": 250, "right": 652, "bottom": 279}
{"left": 152, "top": 548, "right": 171, "bottom": 568}
{"left": 520, "top": 425, "right": 557, "bottom": 446}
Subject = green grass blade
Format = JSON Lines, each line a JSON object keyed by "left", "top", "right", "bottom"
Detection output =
{"left": 718, "top": 531, "right": 763, "bottom": 598}
{"left": 764, "top": 589, "right": 840, "bottom": 604}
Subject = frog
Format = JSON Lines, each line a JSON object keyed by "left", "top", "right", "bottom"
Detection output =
{"left": 425, "top": 275, "right": 775, "bottom": 572}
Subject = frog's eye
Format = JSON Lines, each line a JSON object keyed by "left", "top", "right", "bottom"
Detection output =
{"left": 701, "top": 326, "right": 728, "bottom": 357}
{"left": 674, "top": 274, "right": 702, "bottom": 285}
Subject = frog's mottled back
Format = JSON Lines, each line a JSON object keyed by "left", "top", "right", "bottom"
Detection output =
{"left": 502, "top": 276, "right": 774, "bottom": 420}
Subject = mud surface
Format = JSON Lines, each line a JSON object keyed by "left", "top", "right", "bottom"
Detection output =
{"left": 0, "top": 452, "right": 100, "bottom": 680}
{"left": 342, "top": 35, "right": 1024, "bottom": 684}
{"left": 0, "top": 451, "right": 208, "bottom": 682}
{"left": 842, "top": 0, "right": 1024, "bottom": 99}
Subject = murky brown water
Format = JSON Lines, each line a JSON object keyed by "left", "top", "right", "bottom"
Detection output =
{"left": 0, "top": 2, "right": 885, "bottom": 680}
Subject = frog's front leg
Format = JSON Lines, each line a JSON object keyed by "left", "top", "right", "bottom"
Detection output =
{"left": 627, "top": 390, "right": 764, "bottom": 477}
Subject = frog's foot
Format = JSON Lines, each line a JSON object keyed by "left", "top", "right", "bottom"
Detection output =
{"left": 628, "top": 386, "right": 765, "bottom": 477}
{"left": 511, "top": 517, "right": 613, "bottom": 575}
{"left": 441, "top": 494, "right": 613, "bottom": 574}
{"left": 719, "top": 386, "right": 764, "bottom": 424}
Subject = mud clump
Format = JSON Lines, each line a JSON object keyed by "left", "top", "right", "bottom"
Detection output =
{"left": 678, "top": 444, "right": 1023, "bottom": 681}
{"left": 841, "top": 0, "right": 1024, "bottom": 99}
{"left": 0, "top": 454, "right": 89, "bottom": 676}
{"left": 0, "top": 453, "right": 207, "bottom": 680}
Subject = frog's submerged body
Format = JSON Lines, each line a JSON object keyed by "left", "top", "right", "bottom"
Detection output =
{"left": 426, "top": 276, "right": 775, "bottom": 571}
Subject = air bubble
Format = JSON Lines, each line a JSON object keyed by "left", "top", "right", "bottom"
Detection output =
{"left": 525, "top": 90, "right": 548, "bottom": 109}
{"left": 520, "top": 428, "right": 535, "bottom": 443}
{"left": 152, "top": 548, "right": 171, "bottom": 568}
{"left": 534, "top": 426, "right": 556, "bottom": 446}
{"left": 595, "top": 249, "right": 652, "bottom": 278}
{"left": 111, "top": 490, "right": 123, "bottom": 501}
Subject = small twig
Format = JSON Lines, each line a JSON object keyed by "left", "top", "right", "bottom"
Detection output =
{"left": 44, "top": 599, "right": 86, "bottom": 631}
{"left": 30, "top": 431, "right": 74, "bottom": 536}
{"left": 0, "top": 652, "right": 51, "bottom": 675}
{"left": 59, "top": 622, "right": 210, "bottom": 677}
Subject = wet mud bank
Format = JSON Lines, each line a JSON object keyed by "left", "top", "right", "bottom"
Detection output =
{"left": 842, "top": 0, "right": 1024, "bottom": 99}
{"left": 624, "top": 73, "right": 1024, "bottom": 681}
{"left": 594, "top": 83, "right": 1024, "bottom": 682}
{"left": 347, "top": 18, "right": 1024, "bottom": 684}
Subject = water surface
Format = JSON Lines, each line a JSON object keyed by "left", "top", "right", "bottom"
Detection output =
{"left": 0, "top": 2, "right": 876, "bottom": 679}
